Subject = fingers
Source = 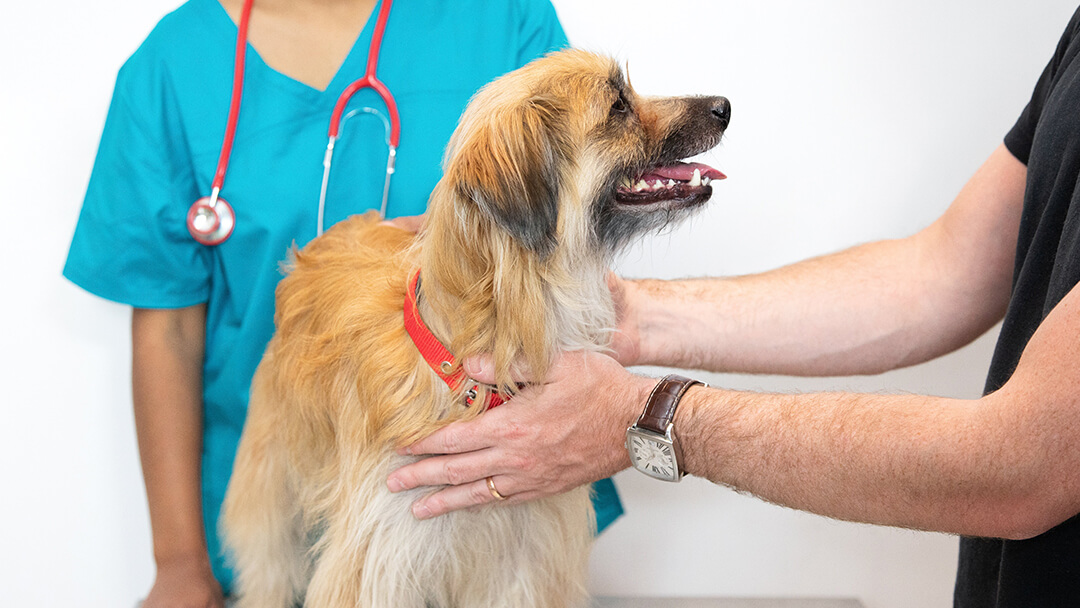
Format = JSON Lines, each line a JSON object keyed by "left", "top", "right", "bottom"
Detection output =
{"left": 408, "top": 474, "right": 530, "bottom": 519}
{"left": 463, "top": 349, "right": 592, "bottom": 386}
{"left": 387, "top": 350, "right": 634, "bottom": 521}
{"left": 388, "top": 448, "right": 497, "bottom": 493}
{"left": 387, "top": 407, "right": 539, "bottom": 518}
{"left": 462, "top": 354, "right": 536, "bottom": 386}
{"left": 410, "top": 479, "right": 494, "bottom": 518}
{"left": 388, "top": 452, "right": 525, "bottom": 519}
{"left": 462, "top": 355, "right": 498, "bottom": 384}
{"left": 397, "top": 418, "right": 490, "bottom": 457}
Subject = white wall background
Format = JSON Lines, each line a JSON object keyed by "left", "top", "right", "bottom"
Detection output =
{"left": 1, "top": 1, "right": 1075, "bottom": 606}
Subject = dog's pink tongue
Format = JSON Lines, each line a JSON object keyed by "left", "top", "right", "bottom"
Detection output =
{"left": 642, "top": 162, "right": 725, "bottom": 182}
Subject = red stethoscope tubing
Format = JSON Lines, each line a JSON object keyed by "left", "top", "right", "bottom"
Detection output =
{"left": 328, "top": 0, "right": 399, "bottom": 145}
{"left": 184, "top": 0, "right": 253, "bottom": 245}
{"left": 189, "top": 0, "right": 398, "bottom": 245}
{"left": 210, "top": 0, "right": 254, "bottom": 194}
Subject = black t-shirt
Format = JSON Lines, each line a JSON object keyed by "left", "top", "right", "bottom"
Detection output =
{"left": 954, "top": 6, "right": 1080, "bottom": 607}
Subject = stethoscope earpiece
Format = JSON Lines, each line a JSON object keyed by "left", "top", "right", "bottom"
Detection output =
{"left": 187, "top": 195, "right": 236, "bottom": 246}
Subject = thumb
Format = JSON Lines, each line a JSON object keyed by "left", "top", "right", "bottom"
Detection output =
{"left": 463, "top": 354, "right": 541, "bottom": 386}
{"left": 462, "top": 354, "right": 497, "bottom": 384}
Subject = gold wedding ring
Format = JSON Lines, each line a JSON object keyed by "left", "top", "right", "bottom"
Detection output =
{"left": 486, "top": 476, "right": 506, "bottom": 501}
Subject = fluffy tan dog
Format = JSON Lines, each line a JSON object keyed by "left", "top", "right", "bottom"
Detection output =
{"left": 222, "top": 49, "right": 729, "bottom": 608}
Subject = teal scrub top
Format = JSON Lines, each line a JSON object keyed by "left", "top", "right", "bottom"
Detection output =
{"left": 64, "top": 0, "right": 622, "bottom": 591}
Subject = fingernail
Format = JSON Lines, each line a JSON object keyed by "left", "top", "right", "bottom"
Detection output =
{"left": 387, "top": 477, "right": 402, "bottom": 492}
{"left": 413, "top": 502, "right": 432, "bottom": 520}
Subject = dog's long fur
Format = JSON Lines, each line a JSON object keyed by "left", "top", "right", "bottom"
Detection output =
{"left": 222, "top": 50, "right": 728, "bottom": 608}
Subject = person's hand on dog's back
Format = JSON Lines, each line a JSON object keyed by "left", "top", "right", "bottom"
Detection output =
{"left": 385, "top": 273, "right": 653, "bottom": 518}
{"left": 386, "top": 350, "right": 651, "bottom": 517}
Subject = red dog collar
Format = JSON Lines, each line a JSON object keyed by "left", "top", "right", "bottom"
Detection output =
{"left": 403, "top": 269, "right": 507, "bottom": 410}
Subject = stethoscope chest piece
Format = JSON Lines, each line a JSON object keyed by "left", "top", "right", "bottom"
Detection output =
{"left": 187, "top": 195, "right": 236, "bottom": 246}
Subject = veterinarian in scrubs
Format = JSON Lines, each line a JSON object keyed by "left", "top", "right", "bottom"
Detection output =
{"left": 64, "top": 0, "right": 622, "bottom": 604}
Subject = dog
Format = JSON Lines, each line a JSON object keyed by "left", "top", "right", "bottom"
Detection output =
{"left": 222, "top": 49, "right": 730, "bottom": 608}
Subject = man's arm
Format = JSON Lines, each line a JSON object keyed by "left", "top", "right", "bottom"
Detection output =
{"left": 619, "top": 143, "right": 1026, "bottom": 376}
{"left": 132, "top": 305, "right": 225, "bottom": 608}
{"left": 387, "top": 145, "right": 1055, "bottom": 531}
{"left": 392, "top": 278, "right": 1080, "bottom": 539}
{"left": 677, "top": 274, "right": 1080, "bottom": 540}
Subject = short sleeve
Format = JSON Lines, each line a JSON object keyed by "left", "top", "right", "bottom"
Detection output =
{"left": 1005, "top": 7, "right": 1080, "bottom": 165}
{"left": 64, "top": 62, "right": 211, "bottom": 309}
{"left": 514, "top": 0, "right": 569, "bottom": 67}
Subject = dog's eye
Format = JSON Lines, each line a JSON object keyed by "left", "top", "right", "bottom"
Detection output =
{"left": 610, "top": 92, "right": 630, "bottom": 116}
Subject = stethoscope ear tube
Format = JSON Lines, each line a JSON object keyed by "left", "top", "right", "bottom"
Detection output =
{"left": 318, "top": 0, "right": 400, "bottom": 235}
{"left": 316, "top": 108, "right": 397, "bottom": 237}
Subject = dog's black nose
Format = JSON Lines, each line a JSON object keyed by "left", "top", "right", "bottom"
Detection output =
{"left": 711, "top": 97, "right": 731, "bottom": 130}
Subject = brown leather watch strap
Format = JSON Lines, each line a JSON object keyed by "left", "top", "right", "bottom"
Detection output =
{"left": 636, "top": 374, "right": 704, "bottom": 435}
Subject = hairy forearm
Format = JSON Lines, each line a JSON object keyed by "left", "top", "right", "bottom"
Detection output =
{"left": 677, "top": 361, "right": 1079, "bottom": 540}
{"left": 629, "top": 239, "right": 935, "bottom": 375}
{"left": 631, "top": 236, "right": 1001, "bottom": 376}
{"left": 679, "top": 388, "right": 991, "bottom": 535}
{"left": 132, "top": 306, "right": 209, "bottom": 565}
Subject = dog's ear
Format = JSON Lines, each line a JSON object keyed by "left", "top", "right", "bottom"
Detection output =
{"left": 450, "top": 96, "right": 569, "bottom": 258}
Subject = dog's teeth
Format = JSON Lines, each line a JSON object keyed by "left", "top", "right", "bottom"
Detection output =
{"left": 689, "top": 168, "right": 702, "bottom": 187}
{"left": 702, "top": 176, "right": 711, "bottom": 186}
{"left": 652, "top": 180, "right": 665, "bottom": 190}
{"left": 667, "top": 179, "right": 676, "bottom": 188}
{"left": 620, "top": 177, "right": 633, "bottom": 189}
{"left": 635, "top": 180, "right": 649, "bottom": 191}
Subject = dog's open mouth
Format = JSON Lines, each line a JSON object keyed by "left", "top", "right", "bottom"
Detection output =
{"left": 614, "top": 161, "right": 726, "bottom": 206}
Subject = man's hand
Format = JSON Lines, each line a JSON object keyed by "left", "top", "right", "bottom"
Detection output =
{"left": 608, "top": 272, "right": 643, "bottom": 366}
{"left": 386, "top": 351, "right": 654, "bottom": 519}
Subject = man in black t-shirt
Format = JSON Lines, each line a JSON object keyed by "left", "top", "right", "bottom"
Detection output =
{"left": 954, "top": 7, "right": 1080, "bottom": 606}
{"left": 385, "top": 7, "right": 1080, "bottom": 607}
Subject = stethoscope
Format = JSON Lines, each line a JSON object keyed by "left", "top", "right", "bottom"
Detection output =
{"left": 187, "top": 0, "right": 400, "bottom": 246}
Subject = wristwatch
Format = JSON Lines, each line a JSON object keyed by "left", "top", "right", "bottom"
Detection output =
{"left": 625, "top": 374, "right": 705, "bottom": 482}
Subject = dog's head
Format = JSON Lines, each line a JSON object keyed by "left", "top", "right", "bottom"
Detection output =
{"left": 437, "top": 49, "right": 729, "bottom": 259}
{"left": 420, "top": 50, "right": 729, "bottom": 388}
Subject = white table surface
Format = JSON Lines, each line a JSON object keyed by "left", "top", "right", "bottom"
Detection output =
{"left": 591, "top": 598, "right": 865, "bottom": 608}
{"left": 198, "top": 596, "right": 864, "bottom": 604}
{"left": 199, "top": 595, "right": 866, "bottom": 607}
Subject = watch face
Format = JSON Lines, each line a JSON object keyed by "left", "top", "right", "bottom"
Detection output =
{"left": 627, "top": 433, "right": 678, "bottom": 481}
